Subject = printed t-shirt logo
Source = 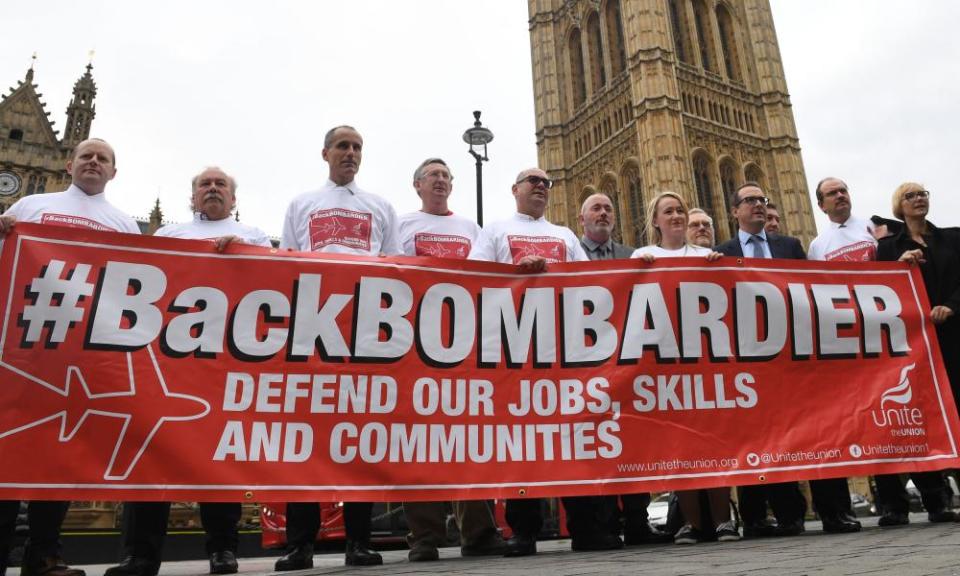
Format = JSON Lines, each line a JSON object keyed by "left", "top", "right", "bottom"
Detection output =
{"left": 414, "top": 233, "right": 471, "bottom": 259}
{"left": 824, "top": 241, "right": 877, "bottom": 262}
{"left": 309, "top": 208, "right": 372, "bottom": 251}
{"left": 507, "top": 235, "right": 567, "bottom": 264}
{"left": 41, "top": 213, "right": 116, "bottom": 232}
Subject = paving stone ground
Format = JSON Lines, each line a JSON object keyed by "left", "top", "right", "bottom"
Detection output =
{"left": 10, "top": 513, "right": 960, "bottom": 576}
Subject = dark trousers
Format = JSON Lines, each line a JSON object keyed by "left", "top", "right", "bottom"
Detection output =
{"left": 285, "top": 502, "right": 372, "bottom": 546}
{"left": 875, "top": 472, "right": 949, "bottom": 514}
{"left": 738, "top": 482, "right": 807, "bottom": 525}
{"left": 505, "top": 497, "right": 616, "bottom": 541}
{"left": 0, "top": 500, "right": 69, "bottom": 559}
{"left": 620, "top": 493, "right": 651, "bottom": 536}
{"left": 118, "top": 502, "right": 241, "bottom": 562}
{"left": 810, "top": 478, "right": 854, "bottom": 518}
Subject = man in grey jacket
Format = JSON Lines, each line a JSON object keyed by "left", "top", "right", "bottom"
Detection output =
{"left": 578, "top": 193, "right": 634, "bottom": 259}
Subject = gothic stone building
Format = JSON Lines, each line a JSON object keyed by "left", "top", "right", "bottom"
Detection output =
{"left": 527, "top": 0, "right": 816, "bottom": 246}
{"left": 0, "top": 63, "right": 97, "bottom": 214}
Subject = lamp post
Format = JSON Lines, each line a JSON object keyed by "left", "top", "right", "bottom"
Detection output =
{"left": 462, "top": 110, "right": 494, "bottom": 227}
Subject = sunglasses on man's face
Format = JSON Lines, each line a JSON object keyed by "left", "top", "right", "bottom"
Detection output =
{"left": 518, "top": 175, "right": 553, "bottom": 189}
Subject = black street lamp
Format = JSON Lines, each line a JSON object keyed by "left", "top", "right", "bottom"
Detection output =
{"left": 462, "top": 110, "right": 494, "bottom": 227}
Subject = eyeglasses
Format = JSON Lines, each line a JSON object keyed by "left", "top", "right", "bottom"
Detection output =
{"left": 903, "top": 190, "right": 930, "bottom": 202}
{"left": 735, "top": 195, "right": 769, "bottom": 207}
{"left": 517, "top": 175, "right": 553, "bottom": 189}
{"left": 421, "top": 169, "right": 453, "bottom": 181}
{"left": 687, "top": 221, "right": 713, "bottom": 229}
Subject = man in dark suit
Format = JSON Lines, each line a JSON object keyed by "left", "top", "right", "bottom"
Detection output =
{"left": 714, "top": 182, "right": 807, "bottom": 537}
{"left": 578, "top": 193, "right": 672, "bottom": 545}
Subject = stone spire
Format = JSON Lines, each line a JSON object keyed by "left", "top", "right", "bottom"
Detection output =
{"left": 62, "top": 61, "right": 97, "bottom": 147}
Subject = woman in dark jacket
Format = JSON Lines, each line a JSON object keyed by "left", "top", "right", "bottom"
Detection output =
{"left": 876, "top": 181, "right": 960, "bottom": 525}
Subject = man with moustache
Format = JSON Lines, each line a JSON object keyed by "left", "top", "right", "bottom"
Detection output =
{"left": 276, "top": 125, "right": 400, "bottom": 569}
{"left": 397, "top": 158, "right": 505, "bottom": 561}
{"left": 0, "top": 138, "right": 138, "bottom": 576}
{"left": 103, "top": 167, "right": 271, "bottom": 576}
{"left": 809, "top": 177, "right": 954, "bottom": 527}
{"left": 686, "top": 208, "right": 715, "bottom": 249}
{"left": 470, "top": 169, "right": 621, "bottom": 556}
{"left": 714, "top": 182, "right": 808, "bottom": 538}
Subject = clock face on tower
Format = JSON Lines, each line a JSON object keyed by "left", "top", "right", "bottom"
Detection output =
{"left": 0, "top": 171, "right": 21, "bottom": 196}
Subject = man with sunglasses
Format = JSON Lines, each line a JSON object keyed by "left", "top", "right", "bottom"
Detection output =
{"left": 715, "top": 182, "right": 807, "bottom": 537}
{"left": 811, "top": 178, "right": 956, "bottom": 527}
{"left": 470, "top": 169, "right": 620, "bottom": 557}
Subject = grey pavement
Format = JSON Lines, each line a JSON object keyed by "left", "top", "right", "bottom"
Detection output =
{"left": 10, "top": 514, "right": 960, "bottom": 576}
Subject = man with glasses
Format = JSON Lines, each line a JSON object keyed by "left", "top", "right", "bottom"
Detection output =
{"left": 715, "top": 182, "right": 807, "bottom": 537}
{"left": 811, "top": 178, "right": 955, "bottom": 527}
{"left": 470, "top": 169, "right": 621, "bottom": 557}
{"left": 397, "top": 158, "right": 505, "bottom": 561}
{"left": 686, "top": 208, "right": 715, "bottom": 249}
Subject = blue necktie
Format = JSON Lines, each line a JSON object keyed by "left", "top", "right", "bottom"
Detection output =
{"left": 749, "top": 235, "right": 766, "bottom": 258}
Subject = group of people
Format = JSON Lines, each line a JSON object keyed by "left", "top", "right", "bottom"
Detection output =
{"left": 1, "top": 125, "right": 958, "bottom": 576}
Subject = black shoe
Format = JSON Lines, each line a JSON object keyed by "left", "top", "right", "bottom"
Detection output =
{"left": 407, "top": 545, "right": 439, "bottom": 562}
{"left": 23, "top": 555, "right": 88, "bottom": 576}
{"left": 673, "top": 524, "right": 700, "bottom": 545}
{"left": 345, "top": 540, "right": 383, "bottom": 566}
{"left": 821, "top": 512, "right": 862, "bottom": 534}
{"left": 274, "top": 545, "right": 313, "bottom": 571}
{"left": 209, "top": 551, "right": 238, "bottom": 575}
{"left": 571, "top": 533, "right": 623, "bottom": 552}
{"left": 878, "top": 511, "right": 910, "bottom": 527}
{"left": 624, "top": 521, "right": 673, "bottom": 545}
{"left": 503, "top": 535, "right": 537, "bottom": 557}
{"left": 774, "top": 518, "right": 805, "bottom": 536}
{"left": 928, "top": 509, "right": 958, "bottom": 523}
{"left": 461, "top": 535, "right": 507, "bottom": 557}
{"left": 743, "top": 519, "right": 777, "bottom": 539}
{"left": 103, "top": 557, "right": 157, "bottom": 576}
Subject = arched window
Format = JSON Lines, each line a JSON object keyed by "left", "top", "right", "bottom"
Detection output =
{"left": 569, "top": 29, "right": 587, "bottom": 110}
{"left": 692, "top": 151, "right": 716, "bottom": 219}
{"left": 716, "top": 3, "right": 742, "bottom": 81}
{"left": 719, "top": 158, "right": 740, "bottom": 238}
{"left": 744, "top": 163, "right": 766, "bottom": 190}
{"left": 604, "top": 0, "right": 627, "bottom": 77}
{"left": 668, "top": 0, "right": 693, "bottom": 65}
{"left": 692, "top": 0, "right": 717, "bottom": 72}
{"left": 586, "top": 12, "right": 606, "bottom": 93}
{"left": 623, "top": 164, "right": 645, "bottom": 246}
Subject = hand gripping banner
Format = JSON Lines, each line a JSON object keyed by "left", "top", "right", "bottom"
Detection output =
{"left": 1, "top": 223, "right": 958, "bottom": 502}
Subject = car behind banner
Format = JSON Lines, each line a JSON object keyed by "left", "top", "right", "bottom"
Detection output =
{"left": 0, "top": 223, "right": 957, "bottom": 502}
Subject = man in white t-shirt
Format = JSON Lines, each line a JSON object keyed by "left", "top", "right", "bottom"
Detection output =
{"left": 398, "top": 158, "right": 479, "bottom": 260}
{"left": 275, "top": 126, "right": 390, "bottom": 570}
{"left": 280, "top": 126, "right": 400, "bottom": 257}
{"left": 0, "top": 138, "right": 137, "bottom": 576}
{"left": 470, "top": 169, "right": 621, "bottom": 557}
{"left": 105, "top": 167, "right": 271, "bottom": 576}
{"left": 468, "top": 167, "right": 588, "bottom": 269}
{"left": 809, "top": 177, "right": 953, "bottom": 527}
{"left": 398, "top": 158, "right": 503, "bottom": 562}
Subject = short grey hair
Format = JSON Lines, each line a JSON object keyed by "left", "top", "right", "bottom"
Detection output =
{"left": 413, "top": 158, "right": 452, "bottom": 182}
{"left": 688, "top": 207, "right": 713, "bottom": 224}
{"left": 323, "top": 125, "right": 359, "bottom": 148}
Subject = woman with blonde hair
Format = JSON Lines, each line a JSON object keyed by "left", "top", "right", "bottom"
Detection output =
{"left": 631, "top": 191, "right": 721, "bottom": 262}
{"left": 630, "top": 192, "right": 731, "bottom": 545}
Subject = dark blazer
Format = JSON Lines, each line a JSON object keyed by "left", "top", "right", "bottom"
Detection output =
{"left": 877, "top": 222, "right": 960, "bottom": 312}
{"left": 580, "top": 237, "right": 635, "bottom": 260}
{"left": 714, "top": 231, "right": 806, "bottom": 260}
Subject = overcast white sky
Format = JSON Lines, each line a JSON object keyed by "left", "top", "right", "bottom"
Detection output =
{"left": 3, "top": 1, "right": 958, "bottom": 239}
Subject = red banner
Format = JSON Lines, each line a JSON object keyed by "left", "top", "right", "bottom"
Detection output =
{"left": 1, "top": 223, "right": 958, "bottom": 502}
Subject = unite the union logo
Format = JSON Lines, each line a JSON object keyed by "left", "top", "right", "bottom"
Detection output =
{"left": 870, "top": 363, "right": 925, "bottom": 436}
